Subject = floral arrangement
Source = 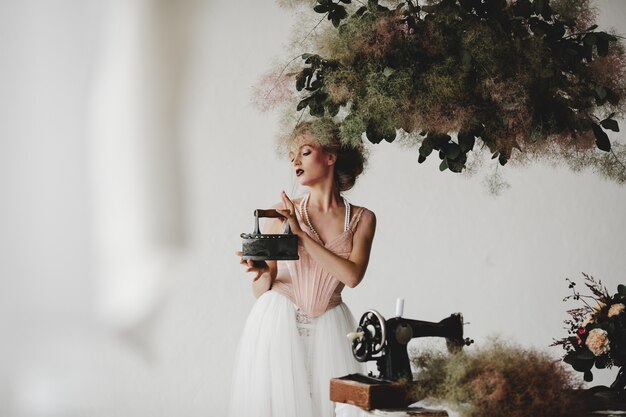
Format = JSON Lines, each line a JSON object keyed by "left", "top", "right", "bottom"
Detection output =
{"left": 261, "top": 0, "right": 626, "bottom": 183}
{"left": 411, "top": 339, "right": 586, "bottom": 417}
{"left": 553, "top": 273, "right": 626, "bottom": 383}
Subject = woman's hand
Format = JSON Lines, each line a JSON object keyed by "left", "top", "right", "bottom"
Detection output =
{"left": 236, "top": 250, "right": 268, "bottom": 281}
{"left": 275, "top": 191, "right": 303, "bottom": 237}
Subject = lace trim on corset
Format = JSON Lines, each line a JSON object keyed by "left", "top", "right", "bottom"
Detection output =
{"left": 296, "top": 309, "right": 313, "bottom": 337}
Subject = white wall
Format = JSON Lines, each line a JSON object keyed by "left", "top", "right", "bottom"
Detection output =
{"left": 1, "top": 0, "right": 626, "bottom": 416}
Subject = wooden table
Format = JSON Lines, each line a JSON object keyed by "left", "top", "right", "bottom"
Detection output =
{"left": 361, "top": 407, "right": 449, "bottom": 416}
{"left": 358, "top": 408, "right": 626, "bottom": 417}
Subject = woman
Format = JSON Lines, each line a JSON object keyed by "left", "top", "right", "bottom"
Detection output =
{"left": 231, "top": 119, "right": 376, "bottom": 417}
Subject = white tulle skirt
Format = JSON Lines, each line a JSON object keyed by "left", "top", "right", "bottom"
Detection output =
{"left": 229, "top": 290, "right": 367, "bottom": 417}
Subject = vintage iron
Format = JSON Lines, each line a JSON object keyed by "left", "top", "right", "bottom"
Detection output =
{"left": 240, "top": 209, "right": 299, "bottom": 261}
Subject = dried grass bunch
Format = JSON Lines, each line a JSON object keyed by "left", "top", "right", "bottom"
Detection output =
{"left": 411, "top": 339, "right": 586, "bottom": 417}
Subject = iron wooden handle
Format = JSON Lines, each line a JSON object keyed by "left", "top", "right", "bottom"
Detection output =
{"left": 253, "top": 209, "right": 292, "bottom": 235}
{"left": 254, "top": 209, "right": 285, "bottom": 219}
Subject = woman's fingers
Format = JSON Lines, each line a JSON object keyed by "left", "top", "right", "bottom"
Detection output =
{"left": 236, "top": 251, "right": 244, "bottom": 262}
{"left": 275, "top": 209, "right": 292, "bottom": 225}
{"left": 281, "top": 191, "right": 295, "bottom": 211}
{"left": 238, "top": 250, "right": 267, "bottom": 278}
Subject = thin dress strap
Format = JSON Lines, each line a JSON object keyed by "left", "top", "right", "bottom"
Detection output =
{"left": 349, "top": 207, "right": 366, "bottom": 233}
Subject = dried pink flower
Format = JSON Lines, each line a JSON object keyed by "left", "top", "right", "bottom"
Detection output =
{"left": 252, "top": 67, "right": 297, "bottom": 112}
{"left": 585, "top": 328, "right": 610, "bottom": 356}
{"left": 608, "top": 303, "right": 625, "bottom": 318}
{"left": 359, "top": 17, "right": 406, "bottom": 59}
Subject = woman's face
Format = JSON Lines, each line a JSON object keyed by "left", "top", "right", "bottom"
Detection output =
{"left": 289, "top": 136, "right": 335, "bottom": 187}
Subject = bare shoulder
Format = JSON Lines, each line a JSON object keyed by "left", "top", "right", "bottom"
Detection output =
{"left": 351, "top": 205, "right": 376, "bottom": 221}
{"left": 351, "top": 205, "right": 376, "bottom": 235}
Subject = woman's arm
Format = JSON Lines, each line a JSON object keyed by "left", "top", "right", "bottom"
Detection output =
{"left": 276, "top": 192, "right": 376, "bottom": 288}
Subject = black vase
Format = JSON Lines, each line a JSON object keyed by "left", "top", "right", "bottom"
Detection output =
{"left": 586, "top": 368, "right": 626, "bottom": 411}
{"left": 611, "top": 367, "right": 626, "bottom": 391}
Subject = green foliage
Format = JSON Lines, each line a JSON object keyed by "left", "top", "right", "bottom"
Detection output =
{"left": 286, "top": 0, "right": 626, "bottom": 179}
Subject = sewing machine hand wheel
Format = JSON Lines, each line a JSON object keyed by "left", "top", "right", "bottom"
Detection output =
{"left": 351, "top": 310, "right": 386, "bottom": 362}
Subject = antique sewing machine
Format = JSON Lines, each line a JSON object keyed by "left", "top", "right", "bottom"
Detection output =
{"left": 331, "top": 299, "right": 473, "bottom": 411}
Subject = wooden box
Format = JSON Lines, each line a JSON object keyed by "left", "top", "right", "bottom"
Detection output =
{"left": 330, "top": 374, "right": 426, "bottom": 411}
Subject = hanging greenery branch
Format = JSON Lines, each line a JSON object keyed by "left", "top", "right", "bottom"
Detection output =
{"left": 272, "top": 0, "right": 626, "bottom": 180}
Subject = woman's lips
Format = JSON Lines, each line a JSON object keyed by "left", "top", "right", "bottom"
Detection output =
{"left": 296, "top": 169, "right": 304, "bottom": 176}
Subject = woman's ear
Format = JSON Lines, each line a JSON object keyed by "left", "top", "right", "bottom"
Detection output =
{"left": 327, "top": 152, "right": 337, "bottom": 166}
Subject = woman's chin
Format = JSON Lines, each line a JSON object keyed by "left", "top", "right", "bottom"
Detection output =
{"left": 297, "top": 177, "right": 311, "bottom": 186}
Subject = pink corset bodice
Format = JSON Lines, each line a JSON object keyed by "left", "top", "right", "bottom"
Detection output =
{"left": 271, "top": 201, "right": 370, "bottom": 317}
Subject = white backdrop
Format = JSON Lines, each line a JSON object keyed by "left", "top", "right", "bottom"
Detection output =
{"left": 1, "top": 0, "right": 626, "bottom": 416}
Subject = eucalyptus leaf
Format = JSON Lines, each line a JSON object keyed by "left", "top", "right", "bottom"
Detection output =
{"left": 326, "top": 102, "right": 340, "bottom": 116}
{"left": 583, "top": 33, "right": 597, "bottom": 47}
{"left": 446, "top": 142, "right": 461, "bottom": 160}
{"left": 597, "top": 37, "right": 609, "bottom": 56}
{"left": 448, "top": 156, "right": 466, "bottom": 173}
{"left": 598, "top": 32, "right": 618, "bottom": 42}
{"left": 309, "top": 99, "right": 325, "bottom": 116}
{"left": 592, "top": 123, "right": 611, "bottom": 152}
{"left": 607, "top": 89, "right": 620, "bottom": 106}
{"left": 309, "top": 79, "right": 322, "bottom": 90}
{"left": 365, "top": 123, "right": 384, "bottom": 144}
{"left": 458, "top": 132, "right": 475, "bottom": 152}
{"left": 595, "top": 86, "right": 607, "bottom": 100}
{"left": 419, "top": 139, "right": 434, "bottom": 157}
{"left": 296, "top": 74, "right": 306, "bottom": 91}
{"left": 601, "top": 118, "right": 619, "bottom": 132}
{"left": 297, "top": 97, "right": 310, "bottom": 111}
